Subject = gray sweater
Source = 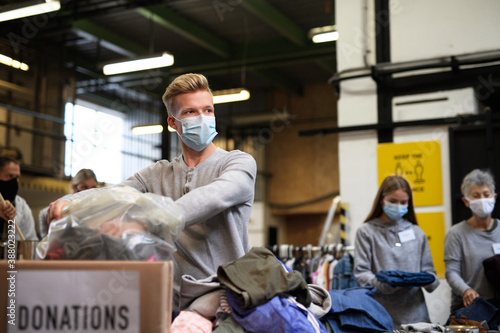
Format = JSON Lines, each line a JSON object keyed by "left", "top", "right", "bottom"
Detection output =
{"left": 444, "top": 219, "right": 500, "bottom": 312}
{"left": 354, "top": 218, "right": 440, "bottom": 329}
{"left": 61, "top": 148, "right": 257, "bottom": 309}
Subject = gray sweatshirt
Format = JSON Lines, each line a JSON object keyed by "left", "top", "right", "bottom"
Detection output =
{"left": 444, "top": 219, "right": 500, "bottom": 312}
{"left": 14, "top": 195, "right": 38, "bottom": 241}
{"left": 354, "top": 218, "right": 440, "bottom": 329}
{"left": 61, "top": 148, "right": 257, "bottom": 310}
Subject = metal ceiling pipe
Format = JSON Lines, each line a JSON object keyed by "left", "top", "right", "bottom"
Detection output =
{"left": 329, "top": 49, "right": 500, "bottom": 85}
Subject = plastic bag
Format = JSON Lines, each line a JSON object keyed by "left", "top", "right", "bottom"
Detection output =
{"left": 37, "top": 186, "right": 185, "bottom": 261}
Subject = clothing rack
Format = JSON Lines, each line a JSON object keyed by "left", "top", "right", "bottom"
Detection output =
{"left": 270, "top": 243, "right": 355, "bottom": 261}
{"left": 268, "top": 243, "right": 358, "bottom": 291}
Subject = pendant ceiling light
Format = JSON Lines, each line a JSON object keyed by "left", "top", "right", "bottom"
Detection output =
{"left": 0, "top": 0, "right": 61, "bottom": 23}
{"left": 309, "top": 25, "right": 339, "bottom": 43}
{"left": 103, "top": 52, "right": 174, "bottom": 76}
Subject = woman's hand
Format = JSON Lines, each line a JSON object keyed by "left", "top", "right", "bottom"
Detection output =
{"left": 463, "top": 288, "right": 479, "bottom": 307}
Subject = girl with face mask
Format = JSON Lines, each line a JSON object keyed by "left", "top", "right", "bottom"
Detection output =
{"left": 444, "top": 169, "right": 500, "bottom": 313}
{"left": 354, "top": 175, "right": 440, "bottom": 329}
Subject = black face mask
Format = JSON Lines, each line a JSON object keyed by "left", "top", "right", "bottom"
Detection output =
{"left": 0, "top": 178, "right": 18, "bottom": 203}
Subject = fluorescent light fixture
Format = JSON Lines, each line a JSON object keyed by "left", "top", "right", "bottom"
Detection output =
{"left": 103, "top": 52, "right": 174, "bottom": 75}
{"left": 213, "top": 88, "right": 250, "bottom": 104}
{"left": 0, "top": 0, "right": 61, "bottom": 23}
{"left": 132, "top": 124, "right": 163, "bottom": 135}
{"left": 309, "top": 25, "right": 339, "bottom": 43}
{"left": 0, "top": 54, "right": 29, "bottom": 71}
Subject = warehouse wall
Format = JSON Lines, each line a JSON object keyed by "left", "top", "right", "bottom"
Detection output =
{"left": 336, "top": 0, "right": 500, "bottom": 324}
{"left": 266, "top": 82, "right": 339, "bottom": 246}
{"left": 337, "top": 0, "right": 500, "bottom": 252}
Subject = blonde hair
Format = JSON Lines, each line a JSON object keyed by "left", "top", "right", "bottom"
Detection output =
{"left": 162, "top": 73, "right": 212, "bottom": 116}
{"left": 364, "top": 175, "right": 418, "bottom": 224}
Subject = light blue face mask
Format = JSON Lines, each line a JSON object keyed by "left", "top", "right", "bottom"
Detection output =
{"left": 383, "top": 201, "right": 408, "bottom": 221}
{"left": 173, "top": 114, "right": 218, "bottom": 151}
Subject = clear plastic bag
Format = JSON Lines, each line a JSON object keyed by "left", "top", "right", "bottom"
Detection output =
{"left": 37, "top": 186, "right": 185, "bottom": 261}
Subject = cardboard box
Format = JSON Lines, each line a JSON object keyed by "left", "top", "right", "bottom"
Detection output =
{"left": 0, "top": 260, "right": 173, "bottom": 333}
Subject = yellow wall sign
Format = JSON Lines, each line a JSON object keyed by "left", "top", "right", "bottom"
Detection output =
{"left": 416, "top": 211, "right": 446, "bottom": 278}
{"left": 378, "top": 141, "right": 443, "bottom": 206}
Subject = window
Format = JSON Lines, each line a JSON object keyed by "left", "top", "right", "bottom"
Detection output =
{"left": 64, "top": 103, "right": 124, "bottom": 184}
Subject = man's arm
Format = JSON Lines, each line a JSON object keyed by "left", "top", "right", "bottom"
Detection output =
{"left": 175, "top": 152, "right": 256, "bottom": 227}
{"left": 48, "top": 164, "right": 154, "bottom": 222}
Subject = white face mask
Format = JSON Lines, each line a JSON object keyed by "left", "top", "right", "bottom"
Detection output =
{"left": 173, "top": 114, "right": 217, "bottom": 151}
{"left": 466, "top": 197, "right": 496, "bottom": 218}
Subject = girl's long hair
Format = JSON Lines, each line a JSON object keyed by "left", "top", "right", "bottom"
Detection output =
{"left": 364, "top": 175, "right": 418, "bottom": 224}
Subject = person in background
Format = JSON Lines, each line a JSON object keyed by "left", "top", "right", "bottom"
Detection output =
{"left": 354, "top": 175, "right": 440, "bottom": 329}
{"left": 444, "top": 169, "right": 500, "bottom": 312}
{"left": 38, "top": 168, "right": 98, "bottom": 238}
{"left": 0, "top": 156, "right": 38, "bottom": 240}
{"left": 47, "top": 73, "right": 257, "bottom": 312}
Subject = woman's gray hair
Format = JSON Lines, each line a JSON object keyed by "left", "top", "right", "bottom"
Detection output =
{"left": 461, "top": 169, "right": 496, "bottom": 196}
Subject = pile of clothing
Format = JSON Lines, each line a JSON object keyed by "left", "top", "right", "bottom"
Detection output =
{"left": 171, "top": 247, "right": 393, "bottom": 332}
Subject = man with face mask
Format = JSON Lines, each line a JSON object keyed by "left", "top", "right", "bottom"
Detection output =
{"left": 444, "top": 168, "right": 500, "bottom": 313}
{"left": 48, "top": 73, "right": 257, "bottom": 312}
{"left": 0, "top": 156, "right": 38, "bottom": 241}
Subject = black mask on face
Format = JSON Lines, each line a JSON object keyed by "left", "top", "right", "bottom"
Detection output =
{"left": 0, "top": 178, "right": 18, "bottom": 203}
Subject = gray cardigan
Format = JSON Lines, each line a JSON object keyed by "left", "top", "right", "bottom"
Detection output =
{"left": 354, "top": 218, "right": 440, "bottom": 329}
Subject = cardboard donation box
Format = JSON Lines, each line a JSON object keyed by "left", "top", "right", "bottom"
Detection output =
{"left": 0, "top": 260, "right": 173, "bottom": 333}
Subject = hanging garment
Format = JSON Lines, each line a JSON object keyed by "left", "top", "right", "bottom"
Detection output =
{"left": 331, "top": 253, "right": 359, "bottom": 290}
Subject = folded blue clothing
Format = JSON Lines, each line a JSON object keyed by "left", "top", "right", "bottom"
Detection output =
{"left": 323, "top": 287, "right": 393, "bottom": 333}
{"left": 375, "top": 270, "right": 435, "bottom": 287}
{"left": 446, "top": 297, "right": 500, "bottom": 330}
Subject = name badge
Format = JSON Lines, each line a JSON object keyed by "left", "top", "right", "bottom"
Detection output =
{"left": 493, "top": 243, "right": 500, "bottom": 255}
{"left": 398, "top": 229, "right": 416, "bottom": 243}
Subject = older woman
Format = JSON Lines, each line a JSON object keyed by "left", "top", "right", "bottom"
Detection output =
{"left": 444, "top": 169, "right": 500, "bottom": 312}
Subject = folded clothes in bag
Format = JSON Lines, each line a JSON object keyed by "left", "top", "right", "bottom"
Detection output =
{"left": 37, "top": 186, "right": 185, "bottom": 261}
{"left": 375, "top": 270, "right": 435, "bottom": 287}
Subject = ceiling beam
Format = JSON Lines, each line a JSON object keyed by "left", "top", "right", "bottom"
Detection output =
{"left": 250, "top": 68, "right": 303, "bottom": 95}
{"left": 73, "top": 41, "right": 335, "bottom": 96}
{"left": 315, "top": 59, "right": 336, "bottom": 74}
{"left": 240, "top": 0, "right": 308, "bottom": 47}
{"left": 72, "top": 19, "right": 149, "bottom": 57}
{"left": 137, "top": 5, "right": 230, "bottom": 58}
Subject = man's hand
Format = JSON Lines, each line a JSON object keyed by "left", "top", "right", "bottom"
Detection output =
{"left": 98, "top": 220, "right": 146, "bottom": 237}
{"left": 0, "top": 200, "right": 16, "bottom": 221}
{"left": 47, "top": 200, "right": 70, "bottom": 223}
{"left": 463, "top": 288, "right": 479, "bottom": 307}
